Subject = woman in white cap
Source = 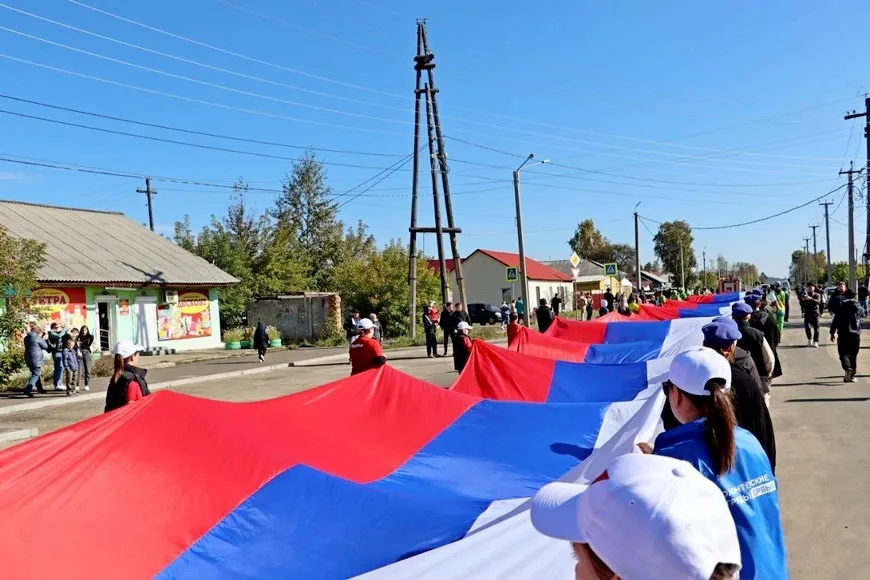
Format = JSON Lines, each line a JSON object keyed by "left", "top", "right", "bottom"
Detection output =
{"left": 651, "top": 347, "right": 787, "bottom": 580}
{"left": 104, "top": 340, "right": 151, "bottom": 413}
{"left": 531, "top": 453, "right": 742, "bottom": 580}
{"left": 452, "top": 321, "right": 473, "bottom": 372}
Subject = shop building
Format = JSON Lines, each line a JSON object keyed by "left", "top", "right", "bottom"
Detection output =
{"left": 0, "top": 200, "right": 238, "bottom": 352}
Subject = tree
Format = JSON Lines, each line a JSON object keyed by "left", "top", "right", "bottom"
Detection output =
{"left": 608, "top": 243, "right": 637, "bottom": 279}
{"left": 274, "top": 152, "right": 344, "bottom": 289}
{"left": 567, "top": 219, "right": 611, "bottom": 263}
{"left": 830, "top": 262, "right": 866, "bottom": 286}
{"left": 653, "top": 221, "right": 696, "bottom": 287}
{"left": 732, "top": 262, "right": 760, "bottom": 286}
{"left": 642, "top": 260, "right": 662, "bottom": 273}
{"left": 789, "top": 250, "right": 826, "bottom": 285}
{"left": 0, "top": 228, "right": 46, "bottom": 387}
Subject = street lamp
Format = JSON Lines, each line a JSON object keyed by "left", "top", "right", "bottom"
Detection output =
{"left": 513, "top": 153, "right": 549, "bottom": 325}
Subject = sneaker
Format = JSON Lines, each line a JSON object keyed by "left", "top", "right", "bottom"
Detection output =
{"left": 54, "top": 385, "right": 66, "bottom": 391}
{"left": 763, "top": 393, "right": 771, "bottom": 408}
{"left": 812, "top": 342, "right": 819, "bottom": 348}
{"left": 81, "top": 385, "right": 90, "bottom": 392}
{"left": 844, "top": 370, "right": 853, "bottom": 383}
{"left": 25, "top": 392, "right": 35, "bottom": 398}
{"left": 74, "top": 386, "right": 80, "bottom": 393}
{"left": 807, "top": 340, "right": 814, "bottom": 347}
{"left": 66, "top": 390, "right": 74, "bottom": 397}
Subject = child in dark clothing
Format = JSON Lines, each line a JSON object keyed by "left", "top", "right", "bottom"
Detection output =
{"left": 61, "top": 337, "right": 80, "bottom": 396}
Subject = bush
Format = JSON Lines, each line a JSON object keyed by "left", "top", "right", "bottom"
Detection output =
{"left": 241, "top": 326, "right": 254, "bottom": 341}
{"left": 266, "top": 325, "right": 280, "bottom": 340}
{"left": 313, "top": 321, "right": 344, "bottom": 346}
{"left": 223, "top": 328, "right": 244, "bottom": 342}
{"left": 92, "top": 354, "right": 115, "bottom": 377}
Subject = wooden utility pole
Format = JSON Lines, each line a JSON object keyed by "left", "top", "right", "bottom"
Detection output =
{"left": 136, "top": 177, "right": 157, "bottom": 232}
{"left": 407, "top": 20, "right": 467, "bottom": 335}
{"left": 634, "top": 202, "right": 641, "bottom": 294}
{"left": 840, "top": 162, "right": 861, "bottom": 290}
{"left": 820, "top": 199, "right": 833, "bottom": 284}
{"left": 804, "top": 238, "right": 811, "bottom": 285}
{"left": 845, "top": 97, "right": 870, "bottom": 286}
{"left": 809, "top": 224, "right": 818, "bottom": 283}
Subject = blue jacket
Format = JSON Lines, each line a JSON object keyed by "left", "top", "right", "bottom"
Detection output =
{"left": 61, "top": 347, "right": 79, "bottom": 372}
{"left": 23, "top": 331, "right": 49, "bottom": 369}
{"left": 654, "top": 419, "right": 788, "bottom": 580}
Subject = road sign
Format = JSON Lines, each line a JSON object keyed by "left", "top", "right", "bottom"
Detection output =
{"left": 569, "top": 252, "right": 581, "bottom": 268}
{"left": 570, "top": 267, "right": 580, "bottom": 279}
{"left": 603, "top": 263, "right": 618, "bottom": 276}
{"left": 505, "top": 266, "right": 519, "bottom": 282}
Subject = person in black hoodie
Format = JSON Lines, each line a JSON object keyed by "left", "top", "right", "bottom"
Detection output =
{"left": 747, "top": 294, "right": 782, "bottom": 380}
{"left": 830, "top": 288, "right": 861, "bottom": 382}
{"left": 535, "top": 298, "right": 554, "bottom": 333}
{"left": 440, "top": 303, "right": 456, "bottom": 356}
{"left": 253, "top": 320, "right": 269, "bottom": 363}
{"left": 104, "top": 340, "right": 151, "bottom": 413}
{"left": 422, "top": 306, "right": 439, "bottom": 358}
{"left": 702, "top": 318, "right": 777, "bottom": 471}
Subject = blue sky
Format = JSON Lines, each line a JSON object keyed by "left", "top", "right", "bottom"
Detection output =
{"left": 0, "top": 0, "right": 867, "bottom": 277}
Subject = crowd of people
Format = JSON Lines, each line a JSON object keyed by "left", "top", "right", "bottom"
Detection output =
{"left": 531, "top": 294, "right": 790, "bottom": 580}
{"left": 23, "top": 322, "right": 95, "bottom": 397}
{"left": 798, "top": 280, "right": 862, "bottom": 381}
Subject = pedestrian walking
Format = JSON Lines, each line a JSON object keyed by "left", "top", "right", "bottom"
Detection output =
{"left": 746, "top": 293, "right": 782, "bottom": 382}
{"left": 649, "top": 348, "right": 788, "bottom": 580}
{"left": 78, "top": 325, "right": 94, "bottom": 391}
{"left": 535, "top": 298, "right": 554, "bottom": 333}
{"left": 344, "top": 309, "right": 361, "bottom": 347}
{"left": 859, "top": 283, "right": 869, "bottom": 316}
{"left": 369, "top": 314, "right": 383, "bottom": 343}
{"left": 105, "top": 341, "right": 150, "bottom": 413}
{"left": 454, "top": 303, "right": 470, "bottom": 325}
{"left": 550, "top": 294, "right": 562, "bottom": 317}
{"left": 253, "top": 320, "right": 269, "bottom": 363}
{"left": 531, "top": 453, "right": 743, "bottom": 580}
{"left": 603, "top": 286, "right": 615, "bottom": 311}
{"left": 772, "top": 283, "right": 786, "bottom": 335}
{"left": 349, "top": 318, "right": 386, "bottom": 376}
{"left": 577, "top": 293, "right": 588, "bottom": 321}
{"left": 830, "top": 288, "right": 861, "bottom": 382}
{"left": 506, "top": 312, "right": 520, "bottom": 346}
{"left": 585, "top": 293, "right": 593, "bottom": 321}
{"left": 827, "top": 280, "right": 846, "bottom": 316}
{"left": 452, "top": 321, "right": 474, "bottom": 372}
{"left": 440, "top": 303, "right": 456, "bottom": 356}
{"left": 800, "top": 283, "right": 822, "bottom": 347}
{"left": 702, "top": 318, "right": 777, "bottom": 471}
{"left": 422, "top": 306, "right": 438, "bottom": 358}
{"left": 46, "top": 322, "right": 65, "bottom": 390}
{"left": 732, "top": 302, "right": 775, "bottom": 407}
{"left": 598, "top": 299, "right": 609, "bottom": 318}
{"left": 23, "top": 322, "right": 48, "bottom": 398}
{"left": 515, "top": 297, "right": 525, "bottom": 322}
{"left": 61, "top": 337, "right": 80, "bottom": 396}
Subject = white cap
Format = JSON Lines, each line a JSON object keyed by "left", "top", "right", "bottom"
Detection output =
{"left": 357, "top": 318, "right": 374, "bottom": 330}
{"left": 530, "top": 453, "right": 741, "bottom": 580}
{"left": 669, "top": 346, "right": 731, "bottom": 396}
{"left": 457, "top": 321, "right": 472, "bottom": 331}
{"left": 114, "top": 340, "right": 144, "bottom": 358}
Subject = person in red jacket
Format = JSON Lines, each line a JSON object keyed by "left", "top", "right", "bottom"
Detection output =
{"left": 349, "top": 318, "right": 387, "bottom": 375}
{"left": 507, "top": 312, "right": 521, "bottom": 346}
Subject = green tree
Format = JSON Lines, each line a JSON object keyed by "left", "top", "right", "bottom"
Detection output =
{"left": 830, "top": 262, "right": 866, "bottom": 286}
{"left": 273, "top": 152, "right": 344, "bottom": 289}
{"left": 653, "top": 221, "right": 696, "bottom": 287}
{"left": 567, "top": 219, "right": 611, "bottom": 263}
{"left": 0, "top": 227, "right": 46, "bottom": 387}
{"left": 642, "top": 260, "right": 662, "bottom": 273}
{"left": 732, "top": 262, "right": 760, "bottom": 286}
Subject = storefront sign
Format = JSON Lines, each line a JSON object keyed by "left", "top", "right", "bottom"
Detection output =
{"left": 157, "top": 291, "right": 212, "bottom": 341}
{"left": 31, "top": 287, "right": 87, "bottom": 331}
{"left": 119, "top": 299, "right": 130, "bottom": 316}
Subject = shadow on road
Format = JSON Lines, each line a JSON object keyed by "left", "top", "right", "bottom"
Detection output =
{"left": 785, "top": 397, "right": 870, "bottom": 403}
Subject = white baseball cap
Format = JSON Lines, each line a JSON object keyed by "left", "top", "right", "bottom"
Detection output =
{"left": 531, "top": 453, "right": 741, "bottom": 580}
{"left": 357, "top": 318, "right": 374, "bottom": 330}
{"left": 668, "top": 346, "right": 731, "bottom": 396}
{"left": 114, "top": 340, "right": 144, "bottom": 358}
{"left": 456, "top": 321, "right": 472, "bottom": 331}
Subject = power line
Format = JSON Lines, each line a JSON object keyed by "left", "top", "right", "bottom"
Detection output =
{"left": 640, "top": 183, "right": 849, "bottom": 231}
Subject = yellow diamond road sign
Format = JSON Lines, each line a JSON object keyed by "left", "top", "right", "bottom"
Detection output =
{"left": 569, "top": 252, "right": 581, "bottom": 268}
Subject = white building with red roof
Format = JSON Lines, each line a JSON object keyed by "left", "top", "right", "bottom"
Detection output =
{"left": 428, "top": 249, "right": 573, "bottom": 307}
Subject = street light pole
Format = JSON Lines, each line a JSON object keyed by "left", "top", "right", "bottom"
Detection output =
{"left": 514, "top": 153, "right": 549, "bottom": 325}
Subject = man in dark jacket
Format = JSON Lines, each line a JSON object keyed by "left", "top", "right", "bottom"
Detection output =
{"left": 550, "top": 294, "right": 562, "bottom": 317}
{"left": 830, "top": 288, "right": 861, "bottom": 382}
{"left": 801, "top": 283, "right": 822, "bottom": 347}
{"left": 23, "top": 323, "right": 49, "bottom": 397}
{"left": 702, "top": 318, "right": 777, "bottom": 471}
{"left": 535, "top": 298, "right": 554, "bottom": 333}
{"left": 827, "top": 280, "right": 846, "bottom": 316}
{"left": 439, "top": 303, "right": 456, "bottom": 356}
{"left": 603, "top": 287, "right": 615, "bottom": 313}
{"left": 422, "top": 306, "right": 439, "bottom": 358}
{"left": 747, "top": 293, "right": 782, "bottom": 382}
{"left": 454, "top": 303, "right": 471, "bottom": 325}
{"left": 733, "top": 301, "right": 775, "bottom": 407}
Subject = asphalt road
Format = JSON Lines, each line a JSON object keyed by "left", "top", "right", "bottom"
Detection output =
{"left": 1, "top": 302, "right": 868, "bottom": 578}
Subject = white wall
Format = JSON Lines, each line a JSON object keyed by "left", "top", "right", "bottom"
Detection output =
{"left": 449, "top": 253, "right": 573, "bottom": 307}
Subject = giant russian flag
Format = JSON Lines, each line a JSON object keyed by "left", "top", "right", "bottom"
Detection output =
{"left": 0, "top": 365, "right": 662, "bottom": 580}
{"left": 686, "top": 291, "right": 743, "bottom": 304}
{"left": 544, "top": 315, "right": 712, "bottom": 351}
{"left": 510, "top": 326, "right": 666, "bottom": 363}
{"left": 454, "top": 340, "right": 670, "bottom": 403}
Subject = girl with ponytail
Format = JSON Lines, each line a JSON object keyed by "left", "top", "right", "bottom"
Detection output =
{"left": 650, "top": 347, "right": 788, "bottom": 580}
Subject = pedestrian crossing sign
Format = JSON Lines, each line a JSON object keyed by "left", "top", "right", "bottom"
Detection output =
{"left": 506, "top": 266, "right": 519, "bottom": 282}
{"left": 603, "top": 263, "right": 618, "bottom": 276}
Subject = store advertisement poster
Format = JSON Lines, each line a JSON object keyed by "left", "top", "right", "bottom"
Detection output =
{"left": 31, "top": 287, "right": 87, "bottom": 331}
{"left": 157, "top": 291, "right": 212, "bottom": 341}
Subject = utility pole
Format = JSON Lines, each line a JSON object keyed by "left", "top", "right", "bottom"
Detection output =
{"left": 679, "top": 244, "right": 685, "bottom": 289}
{"left": 840, "top": 162, "right": 861, "bottom": 290}
{"left": 809, "top": 224, "right": 818, "bottom": 284}
{"left": 702, "top": 248, "right": 707, "bottom": 289}
{"left": 513, "top": 167, "right": 530, "bottom": 320}
{"left": 845, "top": 96, "right": 870, "bottom": 286}
{"left": 136, "top": 177, "right": 157, "bottom": 232}
{"left": 820, "top": 199, "right": 833, "bottom": 284}
{"left": 407, "top": 20, "right": 466, "bottom": 334}
{"left": 634, "top": 202, "right": 641, "bottom": 294}
{"left": 804, "top": 238, "right": 811, "bottom": 285}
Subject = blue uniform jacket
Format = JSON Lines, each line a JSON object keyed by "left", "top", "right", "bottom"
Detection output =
{"left": 654, "top": 419, "right": 788, "bottom": 580}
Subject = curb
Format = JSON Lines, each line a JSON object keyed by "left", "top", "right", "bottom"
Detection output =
{"left": 0, "top": 362, "right": 293, "bottom": 418}
{"left": 0, "top": 427, "right": 39, "bottom": 443}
